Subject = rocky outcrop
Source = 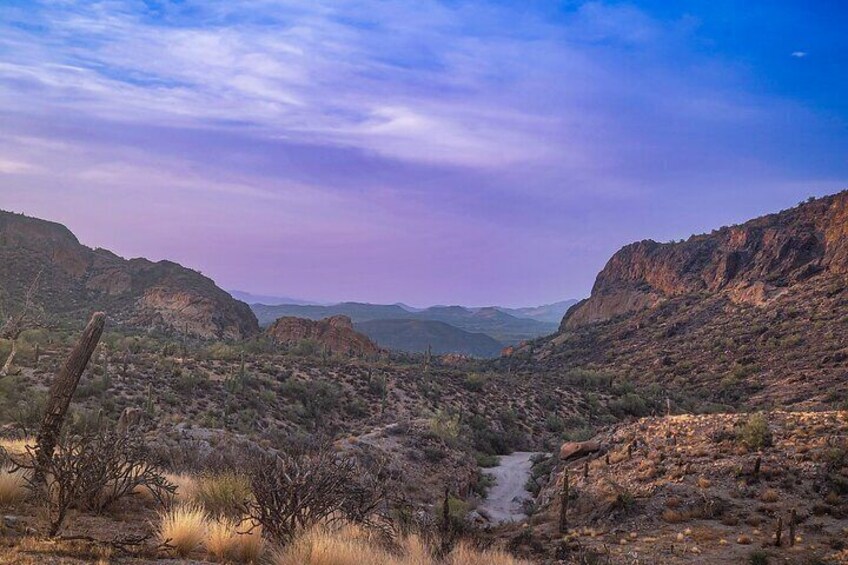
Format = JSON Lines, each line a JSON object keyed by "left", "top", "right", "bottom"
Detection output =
{"left": 563, "top": 191, "right": 848, "bottom": 329}
{"left": 0, "top": 210, "right": 259, "bottom": 339}
{"left": 266, "top": 315, "right": 380, "bottom": 356}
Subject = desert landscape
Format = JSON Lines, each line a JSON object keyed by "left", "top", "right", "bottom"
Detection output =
{"left": 2, "top": 1, "right": 847, "bottom": 564}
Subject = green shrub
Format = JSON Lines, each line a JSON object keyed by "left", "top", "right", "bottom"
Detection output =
{"left": 738, "top": 413, "right": 772, "bottom": 451}
{"left": 475, "top": 453, "right": 500, "bottom": 468}
{"left": 193, "top": 473, "right": 252, "bottom": 518}
{"left": 748, "top": 549, "right": 769, "bottom": 565}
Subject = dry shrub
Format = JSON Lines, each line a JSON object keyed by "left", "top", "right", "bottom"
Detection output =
{"left": 760, "top": 488, "right": 779, "bottom": 503}
{"left": 158, "top": 504, "right": 209, "bottom": 558}
{"left": 661, "top": 509, "right": 689, "bottom": 524}
{"left": 249, "top": 441, "right": 389, "bottom": 545}
{"left": 10, "top": 429, "right": 171, "bottom": 535}
{"left": 0, "top": 465, "right": 28, "bottom": 507}
{"left": 206, "top": 516, "right": 265, "bottom": 563}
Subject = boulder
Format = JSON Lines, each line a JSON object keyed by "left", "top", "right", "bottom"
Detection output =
{"left": 559, "top": 440, "right": 601, "bottom": 461}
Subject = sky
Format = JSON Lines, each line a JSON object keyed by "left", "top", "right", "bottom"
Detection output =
{"left": 0, "top": 1, "right": 846, "bottom": 307}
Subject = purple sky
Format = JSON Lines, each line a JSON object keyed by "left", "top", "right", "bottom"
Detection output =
{"left": 1, "top": 1, "right": 846, "bottom": 307}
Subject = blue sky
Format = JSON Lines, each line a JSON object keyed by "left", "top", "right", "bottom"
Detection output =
{"left": 0, "top": 1, "right": 846, "bottom": 306}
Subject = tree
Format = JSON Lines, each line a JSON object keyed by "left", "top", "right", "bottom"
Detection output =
{"left": 0, "top": 269, "right": 45, "bottom": 376}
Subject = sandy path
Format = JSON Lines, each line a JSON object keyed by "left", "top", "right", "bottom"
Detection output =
{"left": 477, "top": 451, "right": 536, "bottom": 523}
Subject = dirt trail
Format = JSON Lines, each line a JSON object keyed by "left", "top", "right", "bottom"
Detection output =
{"left": 477, "top": 451, "right": 536, "bottom": 523}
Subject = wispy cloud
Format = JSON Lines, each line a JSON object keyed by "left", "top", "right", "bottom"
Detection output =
{"left": 0, "top": 1, "right": 845, "bottom": 305}
{"left": 791, "top": 51, "right": 808, "bottom": 58}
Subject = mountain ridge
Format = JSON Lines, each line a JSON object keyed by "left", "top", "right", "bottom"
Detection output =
{"left": 0, "top": 210, "right": 259, "bottom": 339}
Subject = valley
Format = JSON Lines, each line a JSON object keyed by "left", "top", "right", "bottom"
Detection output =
{"left": 3, "top": 193, "right": 848, "bottom": 565}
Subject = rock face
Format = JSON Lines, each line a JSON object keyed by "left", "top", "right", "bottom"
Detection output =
{"left": 563, "top": 192, "right": 848, "bottom": 329}
{"left": 0, "top": 210, "right": 259, "bottom": 339}
{"left": 265, "top": 315, "right": 380, "bottom": 356}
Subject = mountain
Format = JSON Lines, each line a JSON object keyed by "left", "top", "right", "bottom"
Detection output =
{"left": 228, "top": 290, "right": 322, "bottom": 306}
{"left": 495, "top": 299, "right": 579, "bottom": 324}
{"left": 266, "top": 315, "right": 379, "bottom": 356}
{"left": 511, "top": 191, "right": 848, "bottom": 409}
{"left": 249, "top": 301, "right": 558, "bottom": 352}
{"left": 562, "top": 193, "right": 848, "bottom": 330}
{"left": 0, "top": 210, "right": 259, "bottom": 339}
{"left": 354, "top": 319, "right": 504, "bottom": 358}
{"left": 414, "top": 306, "right": 557, "bottom": 344}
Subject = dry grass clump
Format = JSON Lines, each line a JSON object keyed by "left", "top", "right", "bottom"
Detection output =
{"left": 447, "top": 541, "right": 528, "bottom": 565}
{"left": 759, "top": 488, "right": 780, "bottom": 503}
{"left": 0, "top": 465, "right": 28, "bottom": 507}
{"left": 158, "top": 504, "right": 209, "bottom": 558}
{"left": 194, "top": 472, "right": 252, "bottom": 517}
{"left": 271, "top": 524, "right": 527, "bottom": 565}
{"left": 662, "top": 509, "right": 690, "bottom": 524}
{"left": 272, "top": 525, "right": 396, "bottom": 565}
{"left": 163, "top": 472, "right": 200, "bottom": 503}
{"left": 0, "top": 437, "right": 34, "bottom": 458}
{"left": 206, "top": 516, "right": 265, "bottom": 563}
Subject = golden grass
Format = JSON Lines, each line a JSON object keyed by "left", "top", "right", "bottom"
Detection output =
{"left": 0, "top": 437, "right": 35, "bottom": 458}
{"left": 271, "top": 524, "right": 527, "bottom": 565}
{"left": 158, "top": 504, "right": 209, "bottom": 558}
{"left": 273, "top": 525, "right": 395, "bottom": 565}
{"left": 206, "top": 516, "right": 265, "bottom": 563}
{"left": 194, "top": 472, "right": 252, "bottom": 517}
{"left": 0, "top": 465, "right": 28, "bottom": 507}
{"left": 447, "top": 541, "right": 528, "bottom": 565}
{"left": 163, "top": 472, "right": 199, "bottom": 503}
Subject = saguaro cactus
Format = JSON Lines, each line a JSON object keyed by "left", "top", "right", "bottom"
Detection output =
{"left": 559, "top": 469, "right": 570, "bottom": 534}
{"left": 33, "top": 312, "right": 105, "bottom": 483}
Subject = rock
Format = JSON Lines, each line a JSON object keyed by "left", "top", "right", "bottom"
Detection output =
{"left": 559, "top": 440, "right": 601, "bottom": 461}
{"left": 266, "top": 315, "right": 380, "bottom": 356}
{"left": 117, "top": 406, "right": 144, "bottom": 435}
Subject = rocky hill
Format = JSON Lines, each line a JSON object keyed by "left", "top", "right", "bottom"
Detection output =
{"left": 528, "top": 411, "right": 848, "bottom": 564}
{"left": 563, "top": 192, "right": 848, "bottom": 329}
{"left": 355, "top": 318, "right": 504, "bottom": 358}
{"left": 509, "top": 192, "right": 848, "bottom": 410}
{"left": 0, "top": 210, "right": 258, "bottom": 339}
{"left": 265, "top": 315, "right": 380, "bottom": 356}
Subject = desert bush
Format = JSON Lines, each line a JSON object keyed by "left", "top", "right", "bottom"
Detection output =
{"left": 563, "top": 369, "right": 613, "bottom": 391}
{"left": 429, "top": 410, "right": 461, "bottom": 444}
{"left": 249, "top": 441, "right": 389, "bottom": 545}
{"left": 194, "top": 472, "right": 252, "bottom": 518}
{"left": 738, "top": 413, "right": 773, "bottom": 450}
{"left": 462, "top": 373, "right": 488, "bottom": 392}
{"left": 12, "top": 428, "right": 172, "bottom": 535}
{"left": 475, "top": 453, "right": 499, "bottom": 468}
{"left": 748, "top": 549, "right": 770, "bottom": 565}
{"left": 159, "top": 504, "right": 209, "bottom": 558}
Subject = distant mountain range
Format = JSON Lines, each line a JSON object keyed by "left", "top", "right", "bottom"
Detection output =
{"left": 246, "top": 299, "right": 577, "bottom": 357}
{"left": 228, "top": 290, "right": 324, "bottom": 306}
{"left": 355, "top": 319, "right": 504, "bottom": 358}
